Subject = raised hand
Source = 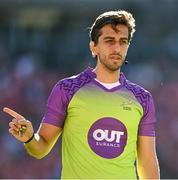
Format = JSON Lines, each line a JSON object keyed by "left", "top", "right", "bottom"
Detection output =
{"left": 3, "top": 107, "right": 34, "bottom": 143}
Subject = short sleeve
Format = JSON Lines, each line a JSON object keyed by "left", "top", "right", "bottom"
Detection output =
{"left": 138, "top": 94, "right": 156, "bottom": 137}
{"left": 42, "top": 83, "right": 68, "bottom": 128}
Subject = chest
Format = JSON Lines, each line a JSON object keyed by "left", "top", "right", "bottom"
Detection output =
{"left": 65, "top": 86, "right": 143, "bottom": 133}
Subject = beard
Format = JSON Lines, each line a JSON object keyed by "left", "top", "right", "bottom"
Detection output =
{"left": 103, "top": 62, "right": 121, "bottom": 71}
{"left": 98, "top": 54, "right": 125, "bottom": 71}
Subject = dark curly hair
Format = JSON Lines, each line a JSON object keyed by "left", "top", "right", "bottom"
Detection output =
{"left": 90, "top": 10, "right": 136, "bottom": 44}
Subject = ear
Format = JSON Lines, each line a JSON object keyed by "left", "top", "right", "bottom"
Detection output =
{"left": 89, "top": 41, "right": 97, "bottom": 58}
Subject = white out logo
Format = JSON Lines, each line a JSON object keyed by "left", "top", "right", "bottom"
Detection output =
{"left": 88, "top": 117, "right": 127, "bottom": 159}
{"left": 93, "top": 129, "right": 124, "bottom": 143}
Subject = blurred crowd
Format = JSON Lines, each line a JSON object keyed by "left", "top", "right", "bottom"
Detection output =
{"left": 0, "top": 54, "right": 63, "bottom": 178}
{"left": 0, "top": 0, "right": 178, "bottom": 179}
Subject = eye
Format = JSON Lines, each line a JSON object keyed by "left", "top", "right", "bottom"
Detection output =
{"left": 120, "top": 39, "right": 128, "bottom": 45}
{"left": 105, "top": 40, "right": 112, "bottom": 42}
{"left": 104, "top": 39, "right": 115, "bottom": 44}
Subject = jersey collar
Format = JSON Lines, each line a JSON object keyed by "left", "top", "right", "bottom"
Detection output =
{"left": 84, "top": 66, "right": 127, "bottom": 85}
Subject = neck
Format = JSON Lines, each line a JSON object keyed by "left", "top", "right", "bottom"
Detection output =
{"left": 93, "top": 65, "right": 120, "bottom": 83}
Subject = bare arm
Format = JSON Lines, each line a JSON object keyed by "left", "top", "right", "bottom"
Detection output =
{"left": 24, "top": 123, "right": 62, "bottom": 159}
{"left": 137, "top": 136, "right": 160, "bottom": 179}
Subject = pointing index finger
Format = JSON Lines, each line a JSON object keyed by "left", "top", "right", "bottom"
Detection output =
{"left": 3, "top": 107, "right": 25, "bottom": 119}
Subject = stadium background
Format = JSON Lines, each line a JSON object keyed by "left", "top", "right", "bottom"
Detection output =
{"left": 0, "top": 0, "right": 178, "bottom": 178}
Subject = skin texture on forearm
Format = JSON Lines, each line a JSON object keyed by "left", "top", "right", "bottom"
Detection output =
{"left": 137, "top": 155, "right": 160, "bottom": 179}
{"left": 24, "top": 123, "right": 62, "bottom": 159}
{"left": 137, "top": 136, "right": 160, "bottom": 180}
{"left": 24, "top": 133, "right": 52, "bottom": 159}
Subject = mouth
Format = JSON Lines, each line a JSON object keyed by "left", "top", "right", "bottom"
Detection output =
{"left": 109, "top": 55, "right": 122, "bottom": 61}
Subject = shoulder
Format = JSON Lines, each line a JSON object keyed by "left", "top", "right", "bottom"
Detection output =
{"left": 124, "top": 79, "right": 152, "bottom": 98}
{"left": 124, "top": 79, "right": 154, "bottom": 114}
{"left": 55, "top": 70, "right": 92, "bottom": 91}
{"left": 120, "top": 72, "right": 152, "bottom": 99}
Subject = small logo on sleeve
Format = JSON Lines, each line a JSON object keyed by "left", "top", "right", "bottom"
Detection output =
{"left": 88, "top": 117, "right": 127, "bottom": 159}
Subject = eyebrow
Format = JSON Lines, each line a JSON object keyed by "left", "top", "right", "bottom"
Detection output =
{"left": 103, "top": 36, "right": 128, "bottom": 41}
{"left": 120, "top": 37, "right": 129, "bottom": 41}
{"left": 103, "top": 36, "right": 115, "bottom": 40}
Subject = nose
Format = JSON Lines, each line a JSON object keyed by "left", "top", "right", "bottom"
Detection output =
{"left": 112, "top": 42, "right": 121, "bottom": 53}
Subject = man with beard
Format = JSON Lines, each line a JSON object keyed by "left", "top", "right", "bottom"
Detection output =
{"left": 4, "top": 10, "right": 160, "bottom": 179}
